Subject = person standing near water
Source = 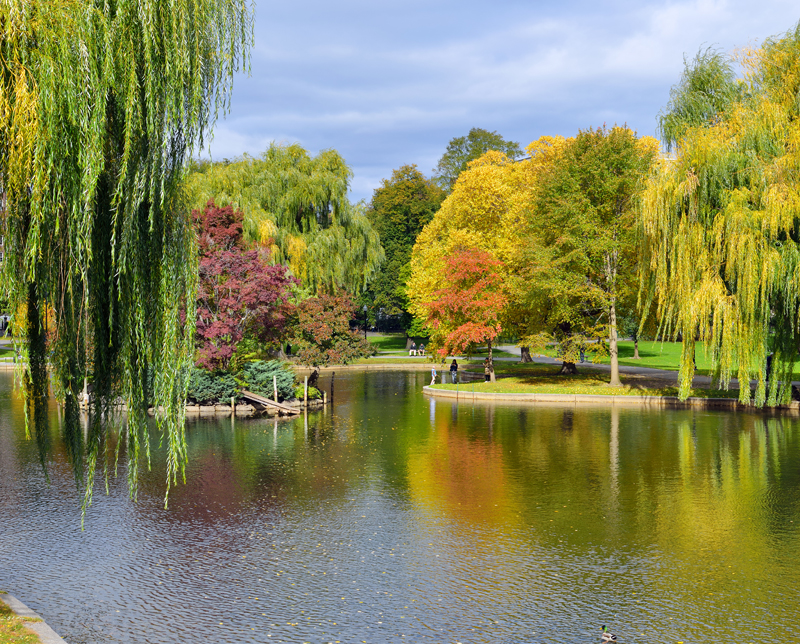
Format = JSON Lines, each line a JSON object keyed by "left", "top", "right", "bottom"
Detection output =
{"left": 483, "top": 358, "right": 491, "bottom": 382}
{"left": 430, "top": 366, "right": 437, "bottom": 386}
{"left": 450, "top": 360, "right": 458, "bottom": 383}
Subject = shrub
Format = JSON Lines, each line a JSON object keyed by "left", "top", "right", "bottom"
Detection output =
{"left": 238, "top": 360, "right": 295, "bottom": 401}
{"left": 187, "top": 368, "right": 238, "bottom": 404}
{"left": 293, "top": 384, "right": 322, "bottom": 400}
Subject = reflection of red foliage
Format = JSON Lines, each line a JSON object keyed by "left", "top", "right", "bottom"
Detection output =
{"left": 193, "top": 201, "right": 298, "bottom": 371}
{"left": 424, "top": 248, "right": 506, "bottom": 356}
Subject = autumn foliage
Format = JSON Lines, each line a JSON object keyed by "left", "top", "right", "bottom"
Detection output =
{"left": 194, "top": 201, "right": 297, "bottom": 371}
{"left": 290, "top": 292, "right": 374, "bottom": 372}
{"left": 422, "top": 248, "right": 507, "bottom": 357}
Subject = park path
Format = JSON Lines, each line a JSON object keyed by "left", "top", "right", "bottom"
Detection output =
{"left": 494, "top": 344, "right": 799, "bottom": 389}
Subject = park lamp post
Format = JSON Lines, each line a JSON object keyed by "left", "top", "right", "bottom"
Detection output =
{"left": 362, "top": 305, "right": 368, "bottom": 340}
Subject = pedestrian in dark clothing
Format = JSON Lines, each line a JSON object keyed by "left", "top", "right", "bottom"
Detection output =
{"left": 483, "top": 358, "right": 491, "bottom": 382}
{"left": 450, "top": 360, "right": 458, "bottom": 383}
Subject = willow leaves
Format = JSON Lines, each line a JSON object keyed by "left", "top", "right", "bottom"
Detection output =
{"left": 642, "top": 24, "right": 800, "bottom": 404}
{"left": 0, "top": 0, "right": 252, "bottom": 510}
{"left": 186, "top": 144, "right": 384, "bottom": 295}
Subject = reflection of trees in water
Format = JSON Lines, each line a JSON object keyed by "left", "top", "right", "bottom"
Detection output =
{"left": 561, "top": 409, "right": 574, "bottom": 433}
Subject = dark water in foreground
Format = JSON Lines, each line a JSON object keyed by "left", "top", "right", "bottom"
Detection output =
{"left": 1, "top": 370, "right": 799, "bottom": 644}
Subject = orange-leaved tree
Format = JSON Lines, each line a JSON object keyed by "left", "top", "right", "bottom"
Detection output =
{"left": 420, "top": 248, "right": 507, "bottom": 382}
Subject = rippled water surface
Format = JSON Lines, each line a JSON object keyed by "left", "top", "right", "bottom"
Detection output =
{"left": 1, "top": 369, "right": 800, "bottom": 643}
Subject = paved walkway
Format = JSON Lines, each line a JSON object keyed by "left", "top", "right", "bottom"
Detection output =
{"left": 494, "top": 344, "right": 714, "bottom": 386}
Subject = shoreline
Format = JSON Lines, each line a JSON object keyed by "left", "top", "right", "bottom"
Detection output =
{"left": 0, "top": 592, "right": 67, "bottom": 644}
{"left": 422, "top": 385, "right": 800, "bottom": 414}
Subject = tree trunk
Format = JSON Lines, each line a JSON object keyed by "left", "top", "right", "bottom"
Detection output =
{"left": 609, "top": 300, "right": 621, "bottom": 387}
{"left": 520, "top": 346, "right": 533, "bottom": 363}
{"left": 558, "top": 361, "right": 578, "bottom": 374}
{"left": 488, "top": 340, "right": 496, "bottom": 382}
{"left": 633, "top": 334, "right": 640, "bottom": 360}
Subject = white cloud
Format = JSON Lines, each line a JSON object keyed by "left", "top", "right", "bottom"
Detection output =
{"left": 210, "top": 0, "right": 800, "bottom": 200}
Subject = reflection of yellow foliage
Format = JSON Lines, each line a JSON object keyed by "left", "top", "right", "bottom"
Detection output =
{"left": 406, "top": 413, "right": 518, "bottom": 527}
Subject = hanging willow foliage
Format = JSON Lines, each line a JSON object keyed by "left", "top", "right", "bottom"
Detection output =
{"left": 641, "top": 23, "right": 800, "bottom": 406}
{"left": 185, "top": 143, "right": 385, "bottom": 294}
{"left": 0, "top": 0, "right": 252, "bottom": 510}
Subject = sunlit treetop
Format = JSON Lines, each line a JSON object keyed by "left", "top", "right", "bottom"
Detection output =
{"left": 186, "top": 144, "right": 384, "bottom": 295}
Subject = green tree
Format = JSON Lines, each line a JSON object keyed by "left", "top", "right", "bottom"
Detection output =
{"left": 186, "top": 144, "right": 384, "bottom": 295}
{"left": 530, "top": 126, "right": 657, "bottom": 384}
{"left": 641, "top": 22, "right": 800, "bottom": 405}
{"left": 0, "top": 0, "right": 251, "bottom": 509}
{"left": 366, "top": 164, "right": 444, "bottom": 333}
{"left": 658, "top": 48, "right": 741, "bottom": 150}
{"left": 433, "top": 128, "right": 522, "bottom": 192}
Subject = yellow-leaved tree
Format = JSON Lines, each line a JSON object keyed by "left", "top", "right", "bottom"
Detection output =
{"left": 407, "top": 150, "right": 525, "bottom": 375}
{"left": 641, "top": 24, "right": 800, "bottom": 405}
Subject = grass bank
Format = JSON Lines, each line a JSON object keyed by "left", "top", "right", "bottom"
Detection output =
{"left": 0, "top": 597, "right": 40, "bottom": 644}
{"left": 441, "top": 361, "right": 739, "bottom": 398}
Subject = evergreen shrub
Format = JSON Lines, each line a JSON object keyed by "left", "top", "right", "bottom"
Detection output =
{"left": 187, "top": 368, "right": 238, "bottom": 404}
{"left": 238, "top": 360, "right": 295, "bottom": 401}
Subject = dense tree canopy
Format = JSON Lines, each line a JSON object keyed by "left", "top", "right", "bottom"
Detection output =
{"left": 641, "top": 22, "right": 800, "bottom": 405}
{"left": 194, "top": 202, "right": 296, "bottom": 372}
{"left": 526, "top": 126, "right": 657, "bottom": 382}
{"left": 411, "top": 132, "right": 656, "bottom": 377}
{"left": 186, "top": 144, "right": 384, "bottom": 295}
{"left": 408, "top": 150, "right": 526, "bottom": 357}
{"left": 365, "top": 164, "right": 444, "bottom": 329}
{"left": 420, "top": 248, "right": 507, "bottom": 381}
{"left": 433, "top": 128, "right": 522, "bottom": 192}
{"left": 289, "top": 292, "right": 373, "bottom": 385}
{"left": 0, "top": 0, "right": 251, "bottom": 507}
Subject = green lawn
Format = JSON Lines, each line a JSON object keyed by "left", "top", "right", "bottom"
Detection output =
{"left": 367, "top": 333, "right": 411, "bottom": 352}
{"left": 365, "top": 334, "right": 515, "bottom": 358}
{"left": 534, "top": 339, "right": 800, "bottom": 380}
{"left": 434, "top": 363, "right": 740, "bottom": 398}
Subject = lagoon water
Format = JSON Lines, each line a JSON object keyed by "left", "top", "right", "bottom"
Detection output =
{"left": 1, "top": 369, "right": 799, "bottom": 644}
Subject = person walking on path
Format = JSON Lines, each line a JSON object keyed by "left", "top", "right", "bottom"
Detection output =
{"left": 430, "top": 366, "right": 437, "bottom": 386}
{"left": 450, "top": 359, "right": 458, "bottom": 383}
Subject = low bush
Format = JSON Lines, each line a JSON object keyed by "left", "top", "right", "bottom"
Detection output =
{"left": 293, "top": 384, "right": 322, "bottom": 400}
{"left": 187, "top": 368, "right": 238, "bottom": 404}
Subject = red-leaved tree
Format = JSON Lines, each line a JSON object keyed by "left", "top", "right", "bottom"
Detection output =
{"left": 194, "top": 201, "right": 298, "bottom": 371}
{"left": 290, "top": 291, "right": 374, "bottom": 385}
{"left": 422, "top": 248, "right": 507, "bottom": 381}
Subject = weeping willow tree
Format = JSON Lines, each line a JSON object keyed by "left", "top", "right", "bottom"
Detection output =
{"left": 0, "top": 0, "right": 252, "bottom": 509}
{"left": 185, "top": 143, "right": 384, "bottom": 294}
{"left": 641, "top": 24, "right": 800, "bottom": 405}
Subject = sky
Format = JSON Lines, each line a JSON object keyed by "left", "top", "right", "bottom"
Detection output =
{"left": 201, "top": 0, "right": 799, "bottom": 202}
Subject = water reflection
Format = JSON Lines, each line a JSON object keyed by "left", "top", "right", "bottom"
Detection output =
{"left": 1, "top": 370, "right": 799, "bottom": 644}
